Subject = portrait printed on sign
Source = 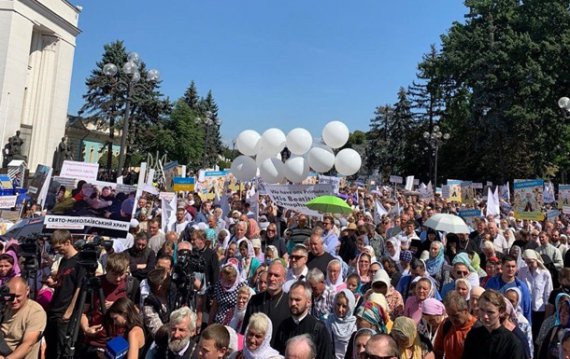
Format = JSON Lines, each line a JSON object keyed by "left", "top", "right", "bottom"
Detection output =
{"left": 513, "top": 179, "right": 544, "bottom": 221}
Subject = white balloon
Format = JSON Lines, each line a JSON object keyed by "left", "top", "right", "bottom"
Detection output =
{"left": 236, "top": 130, "right": 260, "bottom": 156}
{"left": 307, "top": 145, "right": 335, "bottom": 173}
{"left": 259, "top": 157, "right": 285, "bottom": 184}
{"left": 259, "top": 128, "right": 287, "bottom": 155}
{"left": 322, "top": 121, "right": 349, "bottom": 149}
{"left": 230, "top": 155, "right": 257, "bottom": 181}
{"left": 283, "top": 157, "right": 310, "bottom": 183}
{"left": 286, "top": 128, "right": 313, "bottom": 155}
{"left": 256, "top": 151, "right": 281, "bottom": 167}
{"left": 334, "top": 148, "right": 362, "bottom": 176}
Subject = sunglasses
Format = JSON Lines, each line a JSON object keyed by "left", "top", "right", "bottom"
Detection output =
{"left": 289, "top": 255, "right": 306, "bottom": 261}
{"left": 456, "top": 271, "right": 469, "bottom": 276}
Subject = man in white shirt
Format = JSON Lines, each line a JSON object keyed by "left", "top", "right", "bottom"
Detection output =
{"left": 148, "top": 219, "right": 166, "bottom": 254}
{"left": 283, "top": 244, "right": 309, "bottom": 293}
{"left": 172, "top": 207, "right": 189, "bottom": 235}
{"left": 487, "top": 221, "right": 509, "bottom": 255}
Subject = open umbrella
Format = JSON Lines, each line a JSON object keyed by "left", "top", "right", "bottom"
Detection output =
{"left": 305, "top": 195, "right": 353, "bottom": 215}
{"left": 424, "top": 213, "right": 470, "bottom": 234}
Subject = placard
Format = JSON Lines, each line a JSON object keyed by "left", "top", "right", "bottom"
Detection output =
{"left": 0, "top": 196, "right": 17, "bottom": 209}
{"left": 513, "top": 179, "right": 544, "bottom": 221}
{"left": 389, "top": 175, "right": 403, "bottom": 184}
{"left": 263, "top": 184, "right": 334, "bottom": 218}
{"left": 60, "top": 161, "right": 99, "bottom": 181}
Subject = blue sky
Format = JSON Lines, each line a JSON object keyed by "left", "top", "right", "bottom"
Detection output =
{"left": 68, "top": 1, "right": 467, "bottom": 145}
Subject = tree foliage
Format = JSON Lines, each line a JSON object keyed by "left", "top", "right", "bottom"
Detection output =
{"left": 366, "top": 0, "right": 570, "bottom": 183}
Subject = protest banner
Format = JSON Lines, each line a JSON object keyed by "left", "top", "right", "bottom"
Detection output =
{"left": 513, "top": 179, "right": 545, "bottom": 221}
{"left": 499, "top": 182, "right": 511, "bottom": 202}
{"left": 441, "top": 185, "right": 449, "bottom": 198}
{"left": 318, "top": 175, "right": 340, "bottom": 194}
{"left": 543, "top": 182, "right": 556, "bottom": 204}
{"left": 172, "top": 177, "right": 195, "bottom": 192}
{"left": 28, "top": 164, "right": 53, "bottom": 207}
{"left": 162, "top": 161, "right": 178, "bottom": 191}
{"left": 263, "top": 183, "right": 334, "bottom": 218}
{"left": 405, "top": 176, "right": 414, "bottom": 191}
{"left": 447, "top": 180, "right": 462, "bottom": 202}
{"left": 472, "top": 182, "right": 483, "bottom": 190}
{"left": 7, "top": 160, "right": 26, "bottom": 189}
{"left": 160, "top": 192, "right": 177, "bottom": 233}
{"left": 413, "top": 179, "right": 420, "bottom": 186}
{"left": 44, "top": 178, "right": 134, "bottom": 236}
{"left": 196, "top": 170, "right": 229, "bottom": 200}
{"left": 60, "top": 160, "right": 99, "bottom": 181}
{"left": 461, "top": 181, "right": 474, "bottom": 206}
{"left": 389, "top": 175, "right": 403, "bottom": 184}
{"left": 0, "top": 196, "right": 17, "bottom": 209}
{"left": 559, "top": 184, "right": 570, "bottom": 209}
{"left": 458, "top": 209, "right": 482, "bottom": 228}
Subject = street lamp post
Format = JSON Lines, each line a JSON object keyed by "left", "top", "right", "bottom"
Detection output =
{"left": 423, "top": 125, "right": 450, "bottom": 187}
{"left": 103, "top": 52, "right": 159, "bottom": 173}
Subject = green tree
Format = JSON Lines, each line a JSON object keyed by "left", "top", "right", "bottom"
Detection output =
{"left": 183, "top": 81, "right": 201, "bottom": 111}
{"left": 200, "top": 90, "right": 223, "bottom": 168}
{"left": 168, "top": 99, "right": 204, "bottom": 169}
{"left": 366, "top": 105, "right": 394, "bottom": 177}
{"left": 80, "top": 41, "right": 169, "bottom": 172}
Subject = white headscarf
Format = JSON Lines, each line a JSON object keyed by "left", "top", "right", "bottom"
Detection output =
{"left": 242, "top": 313, "right": 282, "bottom": 359}
{"left": 387, "top": 237, "right": 401, "bottom": 262}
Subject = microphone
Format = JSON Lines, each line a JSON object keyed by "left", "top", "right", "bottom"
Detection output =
{"left": 106, "top": 336, "right": 129, "bottom": 359}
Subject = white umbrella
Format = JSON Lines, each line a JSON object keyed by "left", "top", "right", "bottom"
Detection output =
{"left": 424, "top": 213, "right": 470, "bottom": 234}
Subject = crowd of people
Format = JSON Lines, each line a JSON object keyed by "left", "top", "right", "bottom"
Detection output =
{"left": 2, "top": 183, "right": 570, "bottom": 359}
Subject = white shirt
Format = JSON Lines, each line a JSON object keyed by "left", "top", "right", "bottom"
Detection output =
{"left": 173, "top": 220, "right": 189, "bottom": 235}
{"left": 283, "top": 266, "right": 308, "bottom": 293}
{"left": 492, "top": 233, "right": 509, "bottom": 254}
{"left": 517, "top": 266, "right": 553, "bottom": 312}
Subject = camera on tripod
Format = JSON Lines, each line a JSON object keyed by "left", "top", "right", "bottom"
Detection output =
{"left": 19, "top": 234, "right": 43, "bottom": 272}
{"left": 74, "top": 236, "right": 113, "bottom": 275}
{"left": 171, "top": 249, "right": 206, "bottom": 307}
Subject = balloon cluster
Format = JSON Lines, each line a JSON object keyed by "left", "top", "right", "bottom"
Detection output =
{"left": 231, "top": 121, "right": 362, "bottom": 183}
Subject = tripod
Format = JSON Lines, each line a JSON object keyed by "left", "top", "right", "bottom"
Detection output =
{"left": 61, "top": 272, "right": 106, "bottom": 359}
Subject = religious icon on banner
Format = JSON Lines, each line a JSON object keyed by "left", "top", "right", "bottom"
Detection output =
{"left": 513, "top": 179, "right": 544, "bottom": 221}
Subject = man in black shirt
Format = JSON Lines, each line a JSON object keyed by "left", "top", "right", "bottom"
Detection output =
{"left": 462, "top": 289, "right": 525, "bottom": 359}
{"left": 242, "top": 260, "right": 289, "bottom": 344}
{"left": 127, "top": 231, "right": 156, "bottom": 282}
{"left": 45, "top": 229, "right": 86, "bottom": 358}
{"left": 274, "top": 281, "right": 333, "bottom": 359}
{"left": 307, "top": 234, "right": 335, "bottom": 276}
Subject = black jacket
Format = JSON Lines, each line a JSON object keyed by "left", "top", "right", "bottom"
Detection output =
{"left": 274, "top": 314, "right": 334, "bottom": 359}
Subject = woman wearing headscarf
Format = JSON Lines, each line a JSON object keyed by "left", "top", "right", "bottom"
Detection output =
{"left": 510, "top": 245, "right": 527, "bottom": 271}
{"left": 237, "top": 239, "right": 261, "bottom": 282}
{"left": 209, "top": 263, "right": 247, "bottom": 325}
{"left": 229, "top": 312, "right": 282, "bottom": 359}
{"left": 399, "top": 250, "right": 413, "bottom": 276}
{"left": 391, "top": 316, "right": 435, "bottom": 359}
{"left": 470, "top": 286, "right": 486, "bottom": 315}
{"left": 502, "top": 297, "right": 532, "bottom": 359}
{"left": 354, "top": 253, "right": 372, "bottom": 285}
{"left": 455, "top": 278, "right": 472, "bottom": 302}
{"left": 537, "top": 293, "right": 570, "bottom": 359}
{"left": 326, "top": 259, "right": 347, "bottom": 293}
{"left": 518, "top": 249, "right": 553, "bottom": 340}
{"left": 351, "top": 328, "right": 376, "bottom": 359}
{"left": 425, "top": 241, "right": 448, "bottom": 290}
{"left": 503, "top": 288, "right": 533, "bottom": 358}
{"left": 386, "top": 238, "right": 401, "bottom": 263}
{"left": 326, "top": 289, "right": 358, "bottom": 359}
{"left": 418, "top": 298, "right": 447, "bottom": 344}
{"left": 263, "top": 245, "right": 280, "bottom": 265}
{"left": 246, "top": 218, "right": 260, "bottom": 240}
{"left": 404, "top": 277, "right": 435, "bottom": 324}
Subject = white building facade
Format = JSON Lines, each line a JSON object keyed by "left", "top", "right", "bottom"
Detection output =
{"left": 0, "top": 0, "right": 80, "bottom": 170}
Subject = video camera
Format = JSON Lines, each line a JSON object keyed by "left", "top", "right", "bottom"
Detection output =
{"left": 0, "top": 286, "right": 14, "bottom": 305}
{"left": 171, "top": 249, "right": 206, "bottom": 307}
{"left": 74, "top": 236, "right": 113, "bottom": 275}
{"left": 19, "top": 233, "right": 45, "bottom": 272}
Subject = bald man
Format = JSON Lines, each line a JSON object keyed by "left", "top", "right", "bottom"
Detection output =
{"left": 1, "top": 277, "right": 47, "bottom": 359}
